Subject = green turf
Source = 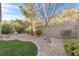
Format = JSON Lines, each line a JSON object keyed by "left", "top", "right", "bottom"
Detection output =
{"left": 0, "top": 40, "right": 38, "bottom": 56}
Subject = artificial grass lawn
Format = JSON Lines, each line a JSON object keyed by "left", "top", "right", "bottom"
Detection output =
{"left": 64, "top": 39, "right": 79, "bottom": 56}
{"left": 0, "top": 40, "right": 38, "bottom": 56}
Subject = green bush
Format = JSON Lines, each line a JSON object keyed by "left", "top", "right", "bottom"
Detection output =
{"left": 61, "top": 30, "right": 72, "bottom": 39}
{"left": 13, "top": 22, "right": 25, "bottom": 33}
{"left": 26, "top": 28, "right": 34, "bottom": 35}
{"left": 1, "top": 24, "right": 14, "bottom": 34}
{"left": 35, "top": 29, "right": 43, "bottom": 36}
{"left": 15, "top": 27, "right": 25, "bottom": 33}
{"left": 64, "top": 40, "right": 79, "bottom": 56}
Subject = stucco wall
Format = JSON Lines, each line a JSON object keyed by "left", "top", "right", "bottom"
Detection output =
{"left": 47, "top": 22, "right": 78, "bottom": 38}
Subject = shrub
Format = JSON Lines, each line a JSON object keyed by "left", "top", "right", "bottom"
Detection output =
{"left": 35, "top": 24, "right": 43, "bottom": 36}
{"left": 13, "top": 22, "right": 25, "bottom": 33}
{"left": 61, "top": 30, "right": 72, "bottom": 39}
{"left": 64, "top": 40, "right": 79, "bottom": 56}
{"left": 26, "top": 28, "right": 34, "bottom": 35}
{"left": 35, "top": 29, "right": 43, "bottom": 36}
{"left": 1, "top": 24, "right": 14, "bottom": 34}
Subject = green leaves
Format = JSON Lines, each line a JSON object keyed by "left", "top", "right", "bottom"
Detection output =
{"left": 1, "top": 23, "right": 14, "bottom": 34}
{"left": 64, "top": 40, "right": 79, "bottom": 56}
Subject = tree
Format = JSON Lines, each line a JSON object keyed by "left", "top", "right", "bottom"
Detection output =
{"left": 32, "top": 3, "right": 64, "bottom": 43}
{"left": 33, "top": 3, "right": 74, "bottom": 43}
{"left": 20, "top": 3, "right": 35, "bottom": 36}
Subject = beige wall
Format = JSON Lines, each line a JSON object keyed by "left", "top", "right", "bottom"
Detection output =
{"left": 47, "top": 22, "right": 78, "bottom": 38}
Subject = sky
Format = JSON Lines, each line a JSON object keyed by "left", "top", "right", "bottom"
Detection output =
{"left": 2, "top": 3, "right": 79, "bottom": 20}
{"left": 2, "top": 3, "right": 24, "bottom": 20}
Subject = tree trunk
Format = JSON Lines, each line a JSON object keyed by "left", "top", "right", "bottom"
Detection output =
{"left": 44, "top": 22, "right": 52, "bottom": 43}
{"left": 31, "top": 18, "right": 34, "bottom": 36}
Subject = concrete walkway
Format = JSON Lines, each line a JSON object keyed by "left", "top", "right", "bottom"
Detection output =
{"left": 2, "top": 34, "right": 65, "bottom": 56}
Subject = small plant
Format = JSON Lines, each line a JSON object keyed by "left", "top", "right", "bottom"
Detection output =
{"left": 61, "top": 30, "right": 72, "bottom": 39}
{"left": 26, "top": 29, "right": 34, "bottom": 35}
{"left": 35, "top": 29, "right": 43, "bottom": 36}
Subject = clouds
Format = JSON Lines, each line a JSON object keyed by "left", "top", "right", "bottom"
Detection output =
{"left": 2, "top": 3, "right": 24, "bottom": 20}
{"left": 2, "top": 3, "right": 79, "bottom": 20}
{"left": 2, "top": 3, "right": 18, "bottom": 14}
